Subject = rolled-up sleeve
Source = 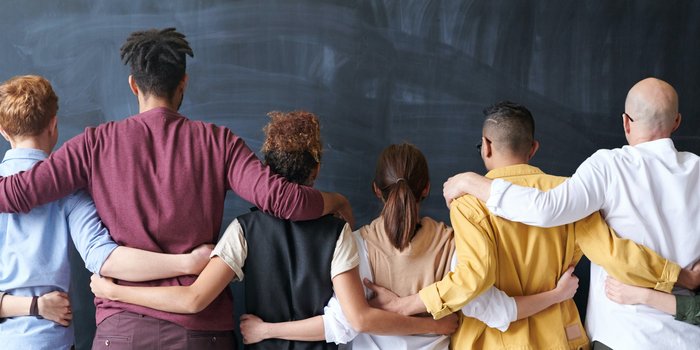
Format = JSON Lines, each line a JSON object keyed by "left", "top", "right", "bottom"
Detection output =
{"left": 675, "top": 295, "right": 700, "bottom": 325}
{"left": 419, "top": 197, "right": 496, "bottom": 319}
{"left": 574, "top": 212, "right": 679, "bottom": 293}
{"left": 322, "top": 294, "right": 358, "bottom": 344}
{"left": 66, "top": 191, "right": 118, "bottom": 275}
{"left": 211, "top": 218, "right": 248, "bottom": 282}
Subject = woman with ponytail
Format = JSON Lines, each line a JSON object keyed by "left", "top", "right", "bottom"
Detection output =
{"left": 239, "top": 143, "right": 579, "bottom": 349}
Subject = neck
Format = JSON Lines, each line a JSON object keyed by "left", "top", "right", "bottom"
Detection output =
{"left": 11, "top": 136, "right": 52, "bottom": 155}
{"left": 628, "top": 133, "right": 670, "bottom": 146}
{"left": 487, "top": 155, "right": 529, "bottom": 171}
{"left": 138, "top": 93, "right": 178, "bottom": 114}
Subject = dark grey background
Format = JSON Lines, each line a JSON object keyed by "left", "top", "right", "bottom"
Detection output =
{"left": 1, "top": 1, "right": 698, "bottom": 348}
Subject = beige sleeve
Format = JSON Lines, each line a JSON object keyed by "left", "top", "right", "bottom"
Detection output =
{"left": 330, "top": 223, "right": 359, "bottom": 279}
{"left": 211, "top": 218, "right": 248, "bottom": 282}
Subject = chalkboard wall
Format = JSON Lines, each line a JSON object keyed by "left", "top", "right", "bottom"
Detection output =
{"left": 1, "top": 1, "right": 698, "bottom": 348}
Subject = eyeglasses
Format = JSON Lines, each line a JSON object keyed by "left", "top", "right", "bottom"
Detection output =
{"left": 622, "top": 112, "right": 635, "bottom": 122}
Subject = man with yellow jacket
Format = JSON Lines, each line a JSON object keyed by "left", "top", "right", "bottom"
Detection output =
{"left": 365, "top": 101, "right": 695, "bottom": 349}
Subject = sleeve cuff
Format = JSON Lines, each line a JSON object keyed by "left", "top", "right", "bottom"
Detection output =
{"left": 485, "top": 178, "right": 511, "bottom": 212}
{"left": 675, "top": 295, "right": 700, "bottom": 325}
{"left": 419, "top": 284, "right": 452, "bottom": 319}
{"left": 92, "top": 244, "right": 120, "bottom": 277}
{"left": 654, "top": 260, "right": 681, "bottom": 293}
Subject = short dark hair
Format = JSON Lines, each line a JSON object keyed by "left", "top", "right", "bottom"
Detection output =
{"left": 482, "top": 101, "right": 535, "bottom": 157}
{"left": 262, "top": 111, "right": 322, "bottom": 185}
{"left": 120, "top": 28, "right": 193, "bottom": 98}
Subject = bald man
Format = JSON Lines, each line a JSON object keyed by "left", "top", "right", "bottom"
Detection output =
{"left": 442, "top": 78, "right": 700, "bottom": 349}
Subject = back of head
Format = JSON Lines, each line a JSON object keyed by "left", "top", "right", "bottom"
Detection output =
{"left": 482, "top": 101, "right": 535, "bottom": 158}
{"left": 262, "top": 110, "right": 322, "bottom": 186}
{"left": 120, "top": 28, "right": 194, "bottom": 99}
{"left": 625, "top": 77, "right": 679, "bottom": 137}
{"left": 0, "top": 75, "right": 57, "bottom": 137}
{"left": 374, "top": 143, "right": 430, "bottom": 251}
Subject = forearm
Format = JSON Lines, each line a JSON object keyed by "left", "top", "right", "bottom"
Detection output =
{"left": 359, "top": 307, "right": 439, "bottom": 335}
{"left": 643, "top": 289, "right": 676, "bottom": 315}
{"left": 107, "top": 284, "right": 203, "bottom": 314}
{"left": 100, "top": 247, "right": 195, "bottom": 282}
{"left": 513, "top": 290, "right": 559, "bottom": 320}
{"left": 0, "top": 295, "right": 32, "bottom": 318}
{"left": 577, "top": 213, "right": 679, "bottom": 293}
{"left": 266, "top": 316, "right": 326, "bottom": 342}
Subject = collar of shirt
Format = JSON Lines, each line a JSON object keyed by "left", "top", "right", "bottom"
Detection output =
{"left": 484, "top": 163, "right": 543, "bottom": 180}
{"left": 628, "top": 137, "right": 677, "bottom": 154}
{"left": 2, "top": 148, "right": 48, "bottom": 163}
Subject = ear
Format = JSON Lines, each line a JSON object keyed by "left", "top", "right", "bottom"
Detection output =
{"left": 308, "top": 163, "right": 321, "bottom": 183}
{"left": 180, "top": 73, "right": 189, "bottom": 92}
{"left": 623, "top": 113, "right": 632, "bottom": 135}
{"left": 0, "top": 127, "right": 11, "bottom": 143}
{"left": 482, "top": 136, "right": 493, "bottom": 158}
{"left": 671, "top": 113, "right": 682, "bottom": 133}
{"left": 527, "top": 140, "right": 540, "bottom": 161}
{"left": 372, "top": 182, "right": 383, "bottom": 200}
{"left": 420, "top": 182, "right": 431, "bottom": 201}
{"left": 128, "top": 75, "right": 139, "bottom": 96}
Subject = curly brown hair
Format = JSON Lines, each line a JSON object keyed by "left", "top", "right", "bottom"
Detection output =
{"left": 262, "top": 110, "right": 322, "bottom": 185}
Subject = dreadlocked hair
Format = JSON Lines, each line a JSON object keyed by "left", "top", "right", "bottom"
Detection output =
{"left": 262, "top": 111, "right": 322, "bottom": 186}
{"left": 120, "top": 28, "right": 194, "bottom": 98}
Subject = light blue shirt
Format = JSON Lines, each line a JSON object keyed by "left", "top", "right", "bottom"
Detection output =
{"left": 0, "top": 148, "right": 118, "bottom": 350}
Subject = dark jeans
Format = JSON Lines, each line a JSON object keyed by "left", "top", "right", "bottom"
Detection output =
{"left": 592, "top": 340, "right": 614, "bottom": 350}
{"left": 92, "top": 311, "right": 236, "bottom": 350}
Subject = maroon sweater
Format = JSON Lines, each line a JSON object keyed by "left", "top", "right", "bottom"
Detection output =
{"left": 0, "top": 107, "right": 324, "bottom": 330}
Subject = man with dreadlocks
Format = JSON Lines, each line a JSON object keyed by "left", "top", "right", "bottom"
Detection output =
{"left": 0, "top": 28, "right": 353, "bottom": 349}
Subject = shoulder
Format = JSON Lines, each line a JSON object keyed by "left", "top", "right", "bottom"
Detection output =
{"left": 450, "top": 194, "right": 489, "bottom": 223}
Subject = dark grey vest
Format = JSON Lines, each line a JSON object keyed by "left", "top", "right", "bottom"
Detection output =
{"left": 239, "top": 210, "right": 345, "bottom": 350}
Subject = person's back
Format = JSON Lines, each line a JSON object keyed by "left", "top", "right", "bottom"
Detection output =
{"left": 242, "top": 211, "right": 346, "bottom": 350}
{"left": 584, "top": 140, "right": 700, "bottom": 347}
{"left": 452, "top": 167, "right": 587, "bottom": 349}
{"left": 238, "top": 111, "right": 354, "bottom": 350}
{"left": 0, "top": 76, "right": 117, "bottom": 349}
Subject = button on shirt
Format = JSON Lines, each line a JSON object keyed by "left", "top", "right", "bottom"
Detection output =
{"left": 0, "top": 148, "right": 117, "bottom": 350}
{"left": 486, "top": 139, "right": 700, "bottom": 349}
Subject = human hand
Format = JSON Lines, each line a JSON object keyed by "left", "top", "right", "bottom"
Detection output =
{"left": 322, "top": 192, "right": 356, "bottom": 229}
{"left": 90, "top": 275, "right": 117, "bottom": 300}
{"left": 240, "top": 314, "right": 269, "bottom": 344}
{"left": 443, "top": 172, "right": 491, "bottom": 207}
{"left": 432, "top": 313, "right": 460, "bottom": 335}
{"left": 681, "top": 260, "right": 700, "bottom": 291}
{"left": 605, "top": 276, "right": 650, "bottom": 305}
{"left": 38, "top": 291, "right": 72, "bottom": 327}
{"left": 364, "top": 278, "right": 402, "bottom": 313}
{"left": 553, "top": 266, "right": 579, "bottom": 303}
{"left": 187, "top": 244, "right": 214, "bottom": 275}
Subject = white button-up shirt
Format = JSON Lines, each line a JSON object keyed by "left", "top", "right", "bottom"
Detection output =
{"left": 486, "top": 138, "right": 700, "bottom": 349}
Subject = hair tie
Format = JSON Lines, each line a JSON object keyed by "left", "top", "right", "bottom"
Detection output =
{"left": 395, "top": 178, "right": 406, "bottom": 184}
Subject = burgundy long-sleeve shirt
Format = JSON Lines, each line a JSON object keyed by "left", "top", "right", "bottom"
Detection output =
{"left": 0, "top": 107, "right": 324, "bottom": 330}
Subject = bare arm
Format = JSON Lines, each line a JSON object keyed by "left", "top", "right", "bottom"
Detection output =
{"left": 333, "top": 268, "right": 457, "bottom": 335}
{"left": 91, "top": 257, "right": 235, "bottom": 314}
{"left": 240, "top": 314, "right": 325, "bottom": 344}
{"left": 605, "top": 277, "right": 676, "bottom": 315}
{"left": 514, "top": 266, "right": 579, "bottom": 319}
{"left": 99, "top": 244, "right": 212, "bottom": 282}
{"left": 0, "top": 291, "right": 72, "bottom": 326}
